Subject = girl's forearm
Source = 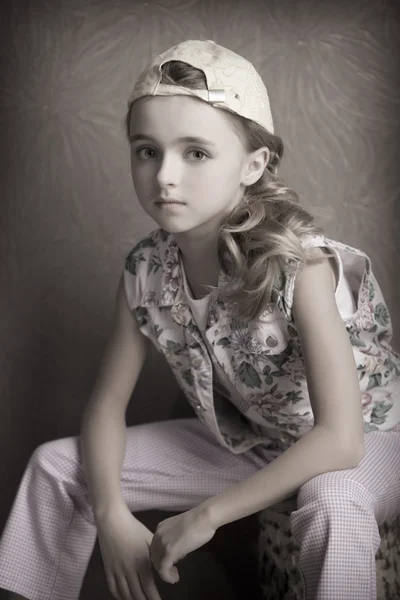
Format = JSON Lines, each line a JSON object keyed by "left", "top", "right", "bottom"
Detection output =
{"left": 201, "top": 425, "right": 365, "bottom": 529}
{"left": 80, "top": 406, "right": 128, "bottom": 522}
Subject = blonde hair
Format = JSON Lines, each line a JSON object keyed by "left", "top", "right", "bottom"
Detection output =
{"left": 126, "top": 60, "right": 328, "bottom": 321}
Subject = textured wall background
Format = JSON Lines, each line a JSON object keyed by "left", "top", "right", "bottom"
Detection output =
{"left": 1, "top": 0, "right": 399, "bottom": 597}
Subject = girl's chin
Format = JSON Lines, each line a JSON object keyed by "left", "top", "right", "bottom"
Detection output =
{"left": 149, "top": 217, "right": 202, "bottom": 235}
{"left": 154, "top": 223, "right": 195, "bottom": 234}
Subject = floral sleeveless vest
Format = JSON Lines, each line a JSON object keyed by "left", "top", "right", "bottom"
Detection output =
{"left": 124, "top": 228, "right": 400, "bottom": 454}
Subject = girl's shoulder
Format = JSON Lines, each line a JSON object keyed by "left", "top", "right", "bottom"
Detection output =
{"left": 299, "top": 232, "right": 368, "bottom": 258}
{"left": 276, "top": 233, "right": 373, "bottom": 322}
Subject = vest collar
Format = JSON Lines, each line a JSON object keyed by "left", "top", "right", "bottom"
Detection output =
{"left": 138, "top": 230, "right": 232, "bottom": 326}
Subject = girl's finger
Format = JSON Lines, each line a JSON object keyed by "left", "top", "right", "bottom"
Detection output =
{"left": 105, "top": 572, "right": 124, "bottom": 600}
{"left": 117, "top": 574, "right": 146, "bottom": 600}
{"left": 158, "top": 558, "right": 179, "bottom": 584}
{"left": 138, "top": 561, "right": 164, "bottom": 600}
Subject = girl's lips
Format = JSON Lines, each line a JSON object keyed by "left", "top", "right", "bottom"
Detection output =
{"left": 155, "top": 201, "right": 186, "bottom": 208}
{"left": 156, "top": 198, "right": 184, "bottom": 203}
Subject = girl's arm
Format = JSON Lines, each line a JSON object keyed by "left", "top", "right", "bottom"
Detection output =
{"left": 80, "top": 274, "right": 151, "bottom": 521}
{"left": 200, "top": 247, "right": 366, "bottom": 529}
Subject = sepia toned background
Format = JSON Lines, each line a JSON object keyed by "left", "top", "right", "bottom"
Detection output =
{"left": 0, "top": 0, "right": 399, "bottom": 598}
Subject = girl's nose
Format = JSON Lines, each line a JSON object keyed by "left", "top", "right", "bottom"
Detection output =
{"left": 156, "top": 153, "right": 181, "bottom": 188}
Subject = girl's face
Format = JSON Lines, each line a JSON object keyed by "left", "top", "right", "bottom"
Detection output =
{"left": 128, "top": 95, "right": 252, "bottom": 236}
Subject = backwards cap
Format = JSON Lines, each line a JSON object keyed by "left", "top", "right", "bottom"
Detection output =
{"left": 127, "top": 39, "right": 274, "bottom": 135}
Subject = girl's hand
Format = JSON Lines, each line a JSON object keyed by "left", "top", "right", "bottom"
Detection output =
{"left": 149, "top": 506, "right": 216, "bottom": 584}
{"left": 95, "top": 501, "right": 162, "bottom": 600}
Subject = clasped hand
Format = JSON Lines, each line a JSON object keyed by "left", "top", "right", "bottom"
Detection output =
{"left": 150, "top": 505, "right": 216, "bottom": 584}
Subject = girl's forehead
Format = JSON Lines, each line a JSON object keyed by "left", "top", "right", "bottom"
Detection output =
{"left": 129, "top": 96, "right": 243, "bottom": 145}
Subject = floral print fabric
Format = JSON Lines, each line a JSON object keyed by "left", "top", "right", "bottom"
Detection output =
{"left": 124, "top": 228, "right": 400, "bottom": 454}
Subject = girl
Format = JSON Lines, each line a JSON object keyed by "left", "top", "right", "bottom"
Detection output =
{"left": 1, "top": 39, "right": 400, "bottom": 600}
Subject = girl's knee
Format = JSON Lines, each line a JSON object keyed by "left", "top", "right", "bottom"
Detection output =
{"left": 30, "top": 435, "right": 81, "bottom": 471}
{"left": 292, "top": 473, "right": 381, "bottom": 551}
{"left": 296, "top": 472, "right": 374, "bottom": 512}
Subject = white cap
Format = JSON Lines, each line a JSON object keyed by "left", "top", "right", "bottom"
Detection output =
{"left": 128, "top": 39, "right": 274, "bottom": 135}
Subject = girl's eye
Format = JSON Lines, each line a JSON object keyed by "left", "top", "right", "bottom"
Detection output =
{"left": 134, "top": 147, "right": 209, "bottom": 161}
{"left": 136, "top": 147, "right": 156, "bottom": 159}
{"left": 190, "top": 149, "right": 208, "bottom": 161}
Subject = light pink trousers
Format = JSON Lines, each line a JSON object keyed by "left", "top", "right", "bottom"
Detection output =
{"left": 0, "top": 418, "right": 399, "bottom": 600}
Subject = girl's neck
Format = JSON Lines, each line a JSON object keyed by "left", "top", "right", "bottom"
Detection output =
{"left": 181, "top": 254, "right": 220, "bottom": 299}
{"left": 174, "top": 230, "right": 221, "bottom": 288}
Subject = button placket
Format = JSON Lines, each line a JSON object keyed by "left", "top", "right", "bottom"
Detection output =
{"left": 183, "top": 321, "right": 213, "bottom": 413}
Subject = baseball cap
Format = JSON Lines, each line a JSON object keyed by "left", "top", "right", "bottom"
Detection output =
{"left": 127, "top": 39, "right": 274, "bottom": 135}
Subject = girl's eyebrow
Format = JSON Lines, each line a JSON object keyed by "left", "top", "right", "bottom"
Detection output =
{"left": 129, "top": 133, "right": 217, "bottom": 147}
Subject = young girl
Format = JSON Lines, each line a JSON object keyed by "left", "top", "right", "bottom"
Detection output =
{"left": 1, "top": 39, "right": 399, "bottom": 600}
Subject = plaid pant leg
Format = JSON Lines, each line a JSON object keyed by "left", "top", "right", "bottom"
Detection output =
{"left": 0, "top": 417, "right": 279, "bottom": 600}
{"left": 291, "top": 427, "right": 400, "bottom": 600}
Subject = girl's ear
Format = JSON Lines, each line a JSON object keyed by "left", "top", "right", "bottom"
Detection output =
{"left": 241, "top": 147, "right": 270, "bottom": 186}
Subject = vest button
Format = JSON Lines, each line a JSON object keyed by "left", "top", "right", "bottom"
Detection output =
{"left": 195, "top": 403, "right": 202, "bottom": 410}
